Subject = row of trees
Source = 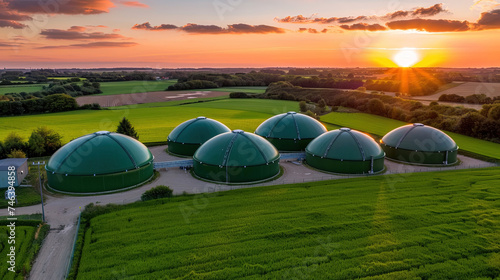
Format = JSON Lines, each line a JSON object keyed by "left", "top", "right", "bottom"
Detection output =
{"left": 3, "top": 80, "right": 101, "bottom": 101}
{"left": 0, "top": 127, "right": 62, "bottom": 159}
{"left": 0, "top": 94, "right": 101, "bottom": 116}
{"left": 262, "top": 82, "right": 500, "bottom": 143}
{"left": 438, "top": 93, "right": 500, "bottom": 104}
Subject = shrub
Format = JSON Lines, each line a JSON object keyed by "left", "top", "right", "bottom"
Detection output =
{"left": 141, "top": 185, "right": 173, "bottom": 201}
{"left": 8, "top": 149, "right": 26, "bottom": 158}
{"left": 299, "top": 101, "right": 307, "bottom": 112}
{"left": 304, "top": 110, "right": 320, "bottom": 120}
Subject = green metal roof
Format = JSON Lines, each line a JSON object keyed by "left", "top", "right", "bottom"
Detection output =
{"left": 255, "top": 112, "right": 327, "bottom": 140}
{"left": 381, "top": 123, "right": 458, "bottom": 152}
{"left": 168, "top": 117, "right": 231, "bottom": 144}
{"left": 193, "top": 130, "right": 280, "bottom": 167}
{"left": 46, "top": 131, "right": 153, "bottom": 175}
{"left": 306, "top": 128, "right": 384, "bottom": 161}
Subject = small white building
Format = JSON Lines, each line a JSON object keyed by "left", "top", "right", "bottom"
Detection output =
{"left": 0, "top": 158, "right": 28, "bottom": 188}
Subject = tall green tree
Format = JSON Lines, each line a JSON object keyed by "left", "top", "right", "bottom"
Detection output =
{"left": 116, "top": 117, "right": 139, "bottom": 140}
{"left": 28, "top": 126, "right": 62, "bottom": 157}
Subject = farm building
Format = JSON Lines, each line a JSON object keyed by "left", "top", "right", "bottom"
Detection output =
{"left": 193, "top": 130, "right": 280, "bottom": 183}
{"left": 168, "top": 117, "right": 231, "bottom": 156}
{"left": 380, "top": 123, "right": 458, "bottom": 165}
{"left": 46, "top": 131, "right": 154, "bottom": 193}
{"left": 306, "top": 128, "right": 385, "bottom": 174}
{"left": 255, "top": 111, "right": 327, "bottom": 151}
{"left": 0, "top": 158, "right": 28, "bottom": 188}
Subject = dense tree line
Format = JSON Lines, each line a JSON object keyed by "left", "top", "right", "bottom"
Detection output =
{"left": 3, "top": 80, "right": 101, "bottom": 102}
{"left": 258, "top": 82, "right": 500, "bottom": 143}
{"left": 0, "top": 94, "right": 100, "bottom": 116}
{"left": 439, "top": 93, "right": 500, "bottom": 104}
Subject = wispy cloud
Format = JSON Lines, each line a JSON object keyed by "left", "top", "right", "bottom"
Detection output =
{"left": 37, "top": 42, "right": 138, "bottom": 49}
{"left": 132, "top": 22, "right": 287, "bottom": 34}
{"left": 40, "top": 27, "right": 126, "bottom": 40}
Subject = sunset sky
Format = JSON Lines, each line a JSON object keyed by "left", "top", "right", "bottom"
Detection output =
{"left": 1, "top": 0, "right": 500, "bottom": 68}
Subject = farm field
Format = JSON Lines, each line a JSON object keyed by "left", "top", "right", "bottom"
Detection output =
{"left": 204, "top": 86, "right": 267, "bottom": 94}
{"left": 97, "top": 80, "right": 178, "bottom": 95}
{"left": 0, "top": 84, "right": 48, "bottom": 95}
{"left": 412, "top": 82, "right": 500, "bottom": 101}
{"left": 73, "top": 167, "right": 500, "bottom": 279}
{"left": 322, "top": 112, "right": 500, "bottom": 160}
{"left": 0, "top": 223, "right": 49, "bottom": 279}
{"left": 0, "top": 99, "right": 305, "bottom": 144}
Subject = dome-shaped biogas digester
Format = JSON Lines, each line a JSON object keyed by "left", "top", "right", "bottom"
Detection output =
{"left": 168, "top": 117, "right": 231, "bottom": 156}
{"left": 381, "top": 123, "right": 458, "bottom": 165}
{"left": 46, "top": 131, "right": 154, "bottom": 193}
{"left": 255, "top": 111, "right": 327, "bottom": 151}
{"left": 193, "top": 130, "right": 280, "bottom": 183}
{"left": 306, "top": 128, "right": 385, "bottom": 174}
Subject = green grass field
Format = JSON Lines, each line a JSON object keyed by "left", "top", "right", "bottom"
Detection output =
{"left": 97, "top": 80, "right": 178, "bottom": 95}
{"left": 0, "top": 187, "right": 42, "bottom": 209}
{"left": 0, "top": 84, "right": 48, "bottom": 95}
{"left": 322, "top": 112, "right": 500, "bottom": 160}
{"left": 0, "top": 223, "right": 49, "bottom": 279}
{"left": 73, "top": 167, "right": 500, "bottom": 279}
{"left": 0, "top": 99, "right": 308, "bottom": 144}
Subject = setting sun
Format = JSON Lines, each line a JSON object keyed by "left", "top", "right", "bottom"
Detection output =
{"left": 393, "top": 49, "right": 420, "bottom": 67}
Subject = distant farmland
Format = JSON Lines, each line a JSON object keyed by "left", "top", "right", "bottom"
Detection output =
{"left": 97, "top": 80, "right": 178, "bottom": 95}
{"left": 72, "top": 167, "right": 500, "bottom": 279}
{"left": 412, "top": 82, "right": 500, "bottom": 102}
{"left": 0, "top": 84, "right": 48, "bottom": 95}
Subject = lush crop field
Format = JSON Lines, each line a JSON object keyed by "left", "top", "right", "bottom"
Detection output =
{"left": 97, "top": 80, "right": 178, "bottom": 95}
{"left": 0, "top": 223, "right": 49, "bottom": 279}
{"left": 0, "top": 99, "right": 308, "bottom": 144}
{"left": 0, "top": 84, "right": 48, "bottom": 95}
{"left": 73, "top": 167, "right": 500, "bottom": 279}
{"left": 322, "top": 112, "right": 500, "bottom": 160}
{"left": 0, "top": 187, "right": 42, "bottom": 209}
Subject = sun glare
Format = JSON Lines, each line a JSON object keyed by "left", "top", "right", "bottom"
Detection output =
{"left": 393, "top": 49, "right": 420, "bottom": 67}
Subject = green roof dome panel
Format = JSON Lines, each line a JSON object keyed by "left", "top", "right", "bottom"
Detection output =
{"left": 381, "top": 124, "right": 457, "bottom": 152}
{"left": 305, "top": 128, "right": 385, "bottom": 174}
{"left": 168, "top": 117, "right": 231, "bottom": 144}
{"left": 46, "top": 132, "right": 153, "bottom": 176}
{"left": 194, "top": 130, "right": 279, "bottom": 167}
{"left": 306, "top": 128, "right": 384, "bottom": 161}
{"left": 255, "top": 112, "right": 326, "bottom": 140}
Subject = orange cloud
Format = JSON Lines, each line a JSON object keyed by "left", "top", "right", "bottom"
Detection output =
{"left": 340, "top": 23, "right": 387, "bottom": 31}
{"left": 476, "top": 9, "right": 500, "bottom": 29}
{"left": 386, "top": 19, "right": 471, "bottom": 32}
{"left": 121, "top": 1, "right": 149, "bottom": 8}
{"left": 41, "top": 28, "right": 126, "bottom": 40}
{"left": 38, "top": 42, "right": 137, "bottom": 49}
{"left": 5, "top": 0, "right": 115, "bottom": 15}
{"left": 132, "top": 22, "right": 287, "bottom": 34}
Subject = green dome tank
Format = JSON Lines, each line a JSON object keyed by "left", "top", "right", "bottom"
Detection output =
{"left": 46, "top": 131, "right": 154, "bottom": 193}
{"left": 306, "top": 128, "right": 385, "bottom": 174}
{"left": 168, "top": 117, "right": 231, "bottom": 156}
{"left": 193, "top": 130, "right": 280, "bottom": 183}
{"left": 255, "top": 111, "right": 327, "bottom": 151}
{"left": 381, "top": 123, "right": 458, "bottom": 165}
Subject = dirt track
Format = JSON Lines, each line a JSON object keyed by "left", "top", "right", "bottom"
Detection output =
{"left": 76, "top": 91, "right": 229, "bottom": 107}
{"left": 1, "top": 146, "right": 496, "bottom": 280}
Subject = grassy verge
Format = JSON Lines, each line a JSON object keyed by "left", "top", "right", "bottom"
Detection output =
{"left": 0, "top": 187, "right": 42, "bottom": 209}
